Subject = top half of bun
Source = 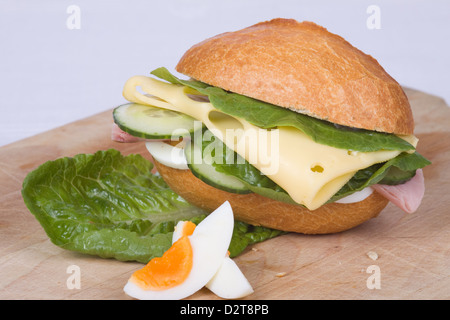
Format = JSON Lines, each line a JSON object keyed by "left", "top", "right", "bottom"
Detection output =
{"left": 176, "top": 18, "right": 414, "bottom": 135}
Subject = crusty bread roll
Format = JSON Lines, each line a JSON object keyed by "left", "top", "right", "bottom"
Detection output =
{"left": 176, "top": 18, "right": 414, "bottom": 135}
{"left": 154, "top": 159, "right": 389, "bottom": 234}
{"left": 152, "top": 18, "right": 416, "bottom": 233}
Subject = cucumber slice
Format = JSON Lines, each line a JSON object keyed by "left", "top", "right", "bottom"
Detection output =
{"left": 184, "top": 141, "right": 251, "bottom": 194}
{"left": 113, "top": 103, "right": 201, "bottom": 139}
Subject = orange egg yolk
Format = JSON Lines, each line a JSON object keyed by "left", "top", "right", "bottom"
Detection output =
{"left": 129, "top": 221, "right": 197, "bottom": 291}
{"left": 179, "top": 220, "right": 196, "bottom": 237}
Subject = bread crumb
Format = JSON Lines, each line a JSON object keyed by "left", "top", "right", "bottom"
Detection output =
{"left": 366, "top": 251, "right": 379, "bottom": 261}
{"left": 275, "top": 272, "right": 287, "bottom": 277}
{"left": 251, "top": 247, "right": 258, "bottom": 252}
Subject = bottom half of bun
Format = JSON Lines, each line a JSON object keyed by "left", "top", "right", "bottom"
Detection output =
{"left": 153, "top": 160, "right": 389, "bottom": 234}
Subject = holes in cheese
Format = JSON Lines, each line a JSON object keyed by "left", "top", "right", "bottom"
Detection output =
{"left": 122, "top": 76, "right": 404, "bottom": 210}
{"left": 208, "top": 111, "right": 245, "bottom": 132}
{"left": 311, "top": 164, "right": 325, "bottom": 173}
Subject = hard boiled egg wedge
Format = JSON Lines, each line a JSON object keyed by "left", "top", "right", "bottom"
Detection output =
{"left": 124, "top": 201, "right": 252, "bottom": 300}
{"left": 145, "top": 141, "right": 188, "bottom": 170}
{"left": 173, "top": 222, "right": 254, "bottom": 299}
{"left": 205, "top": 253, "right": 254, "bottom": 299}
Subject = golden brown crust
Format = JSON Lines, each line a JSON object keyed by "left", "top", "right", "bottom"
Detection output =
{"left": 176, "top": 18, "right": 414, "bottom": 135}
{"left": 154, "top": 160, "right": 389, "bottom": 234}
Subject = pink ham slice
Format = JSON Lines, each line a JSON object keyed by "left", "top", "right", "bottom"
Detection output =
{"left": 111, "top": 123, "right": 168, "bottom": 174}
{"left": 372, "top": 169, "right": 425, "bottom": 213}
{"left": 111, "top": 123, "right": 143, "bottom": 143}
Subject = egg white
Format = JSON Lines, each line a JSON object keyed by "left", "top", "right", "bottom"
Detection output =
{"left": 206, "top": 256, "right": 254, "bottom": 299}
{"left": 145, "top": 141, "right": 188, "bottom": 170}
{"left": 172, "top": 218, "right": 254, "bottom": 299}
{"left": 334, "top": 187, "right": 373, "bottom": 204}
{"left": 124, "top": 201, "right": 234, "bottom": 300}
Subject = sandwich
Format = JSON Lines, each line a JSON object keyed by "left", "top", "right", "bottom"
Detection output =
{"left": 111, "top": 18, "right": 431, "bottom": 234}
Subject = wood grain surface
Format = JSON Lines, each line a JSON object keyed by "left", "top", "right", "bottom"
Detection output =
{"left": 0, "top": 87, "right": 449, "bottom": 300}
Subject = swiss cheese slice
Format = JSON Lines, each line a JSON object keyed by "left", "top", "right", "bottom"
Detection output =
{"left": 122, "top": 76, "right": 414, "bottom": 210}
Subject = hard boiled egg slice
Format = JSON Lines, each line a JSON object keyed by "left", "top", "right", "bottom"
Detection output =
{"left": 334, "top": 187, "right": 373, "bottom": 204}
{"left": 205, "top": 254, "right": 254, "bottom": 299}
{"left": 145, "top": 141, "right": 188, "bottom": 170}
{"left": 172, "top": 220, "right": 197, "bottom": 242}
{"left": 173, "top": 221, "right": 254, "bottom": 299}
{"left": 124, "top": 201, "right": 234, "bottom": 300}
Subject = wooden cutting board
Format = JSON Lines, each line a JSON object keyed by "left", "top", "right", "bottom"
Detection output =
{"left": 0, "top": 87, "right": 449, "bottom": 300}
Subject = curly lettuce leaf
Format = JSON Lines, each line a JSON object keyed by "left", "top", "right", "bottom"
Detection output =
{"left": 21, "top": 149, "right": 282, "bottom": 263}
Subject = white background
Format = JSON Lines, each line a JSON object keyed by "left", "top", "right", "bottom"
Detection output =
{"left": 1, "top": 0, "right": 449, "bottom": 147}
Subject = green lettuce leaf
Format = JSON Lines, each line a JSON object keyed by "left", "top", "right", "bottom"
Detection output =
{"left": 329, "top": 151, "right": 431, "bottom": 202}
{"left": 195, "top": 130, "right": 430, "bottom": 205}
{"left": 21, "top": 149, "right": 282, "bottom": 263}
{"left": 151, "top": 67, "right": 414, "bottom": 152}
